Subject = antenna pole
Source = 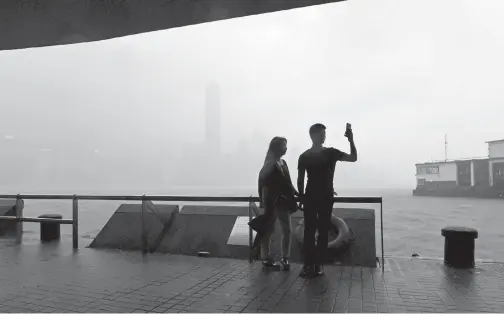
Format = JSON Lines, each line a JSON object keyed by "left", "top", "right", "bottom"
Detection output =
{"left": 444, "top": 134, "right": 448, "bottom": 161}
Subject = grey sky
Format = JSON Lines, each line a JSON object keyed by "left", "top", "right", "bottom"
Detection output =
{"left": 1, "top": 0, "right": 504, "bottom": 191}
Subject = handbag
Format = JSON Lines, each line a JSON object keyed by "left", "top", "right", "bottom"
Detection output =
{"left": 276, "top": 161, "right": 299, "bottom": 214}
{"left": 276, "top": 193, "right": 298, "bottom": 214}
{"left": 248, "top": 214, "right": 269, "bottom": 234}
{"left": 248, "top": 214, "right": 275, "bottom": 251}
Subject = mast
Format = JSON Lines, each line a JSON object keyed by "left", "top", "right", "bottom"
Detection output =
{"left": 444, "top": 134, "right": 448, "bottom": 161}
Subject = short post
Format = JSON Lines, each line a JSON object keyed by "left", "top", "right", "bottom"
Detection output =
{"left": 15, "top": 195, "right": 23, "bottom": 244}
{"left": 441, "top": 226, "right": 478, "bottom": 268}
{"left": 248, "top": 196, "right": 253, "bottom": 263}
{"left": 380, "top": 201, "right": 384, "bottom": 272}
{"left": 39, "top": 214, "right": 62, "bottom": 242}
{"left": 72, "top": 195, "right": 78, "bottom": 249}
{"left": 141, "top": 195, "right": 147, "bottom": 255}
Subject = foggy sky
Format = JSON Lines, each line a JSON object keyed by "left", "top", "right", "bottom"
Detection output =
{"left": 1, "top": 0, "right": 504, "bottom": 192}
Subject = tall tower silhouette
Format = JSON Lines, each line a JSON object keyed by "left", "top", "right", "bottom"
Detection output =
{"left": 205, "top": 83, "right": 221, "bottom": 154}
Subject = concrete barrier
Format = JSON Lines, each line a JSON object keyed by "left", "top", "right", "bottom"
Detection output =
{"left": 156, "top": 205, "right": 251, "bottom": 259}
{"left": 90, "top": 204, "right": 376, "bottom": 267}
{"left": 158, "top": 205, "right": 376, "bottom": 267}
{"left": 288, "top": 208, "right": 376, "bottom": 267}
{"left": 0, "top": 199, "right": 23, "bottom": 237}
{"left": 89, "top": 203, "right": 179, "bottom": 251}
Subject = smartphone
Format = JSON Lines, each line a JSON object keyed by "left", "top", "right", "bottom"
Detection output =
{"left": 345, "top": 123, "right": 352, "bottom": 137}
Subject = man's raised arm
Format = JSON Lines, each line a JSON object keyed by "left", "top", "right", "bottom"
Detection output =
{"left": 340, "top": 129, "right": 358, "bottom": 162}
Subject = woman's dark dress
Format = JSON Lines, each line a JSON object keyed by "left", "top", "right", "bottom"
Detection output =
{"left": 250, "top": 160, "right": 297, "bottom": 252}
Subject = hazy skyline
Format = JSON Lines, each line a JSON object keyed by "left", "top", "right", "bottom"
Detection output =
{"left": 1, "top": 0, "right": 504, "bottom": 192}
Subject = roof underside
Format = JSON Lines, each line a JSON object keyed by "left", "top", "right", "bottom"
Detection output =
{"left": 486, "top": 139, "right": 504, "bottom": 144}
{"left": 0, "top": 0, "right": 344, "bottom": 51}
{"left": 415, "top": 161, "right": 456, "bottom": 166}
{"left": 415, "top": 157, "right": 489, "bottom": 166}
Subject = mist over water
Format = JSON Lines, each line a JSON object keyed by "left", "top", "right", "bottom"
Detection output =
{"left": 1, "top": 1, "right": 504, "bottom": 260}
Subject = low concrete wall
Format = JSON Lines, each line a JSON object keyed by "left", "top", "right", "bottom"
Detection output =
{"left": 160, "top": 205, "right": 376, "bottom": 267}
{"left": 0, "top": 199, "right": 23, "bottom": 237}
{"left": 89, "top": 203, "right": 179, "bottom": 251}
{"left": 157, "top": 205, "right": 251, "bottom": 259}
{"left": 90, "top": 204, "right": 377, "bottom": 267}
{"left": 281, "top": 208, "right": 376, "bottom": 267}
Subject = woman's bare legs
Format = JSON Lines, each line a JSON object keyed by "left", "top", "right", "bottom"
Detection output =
{"left": 277, "top": 209, "right": 292, "bottom": 270}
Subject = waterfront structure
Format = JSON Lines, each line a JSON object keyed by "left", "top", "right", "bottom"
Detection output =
{"left": 488, "top": 139, "right": 504, "bottom": 188}
{"left": 414, "top": 139, "right": 504, "bottom": 198}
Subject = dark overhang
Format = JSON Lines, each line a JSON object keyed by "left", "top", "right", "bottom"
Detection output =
{"left": 0, "top": 0, "right": 345, "bottom": 51}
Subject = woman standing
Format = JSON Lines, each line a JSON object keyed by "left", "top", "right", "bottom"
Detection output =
{"left": 256, "top": 136, "right": 298, "bottom": 270}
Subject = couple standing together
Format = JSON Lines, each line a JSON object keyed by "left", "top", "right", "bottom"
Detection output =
{"left": 256, "top": 123, "right": 357, "bottom": 278}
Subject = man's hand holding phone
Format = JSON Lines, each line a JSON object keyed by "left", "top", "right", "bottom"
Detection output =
{"left": 345, "top": 123, "right": 354, "bottom": 141}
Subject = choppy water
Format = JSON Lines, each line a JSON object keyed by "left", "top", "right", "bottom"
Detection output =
{"left": 8, "top": 187, "right": 504, "bottom": 262}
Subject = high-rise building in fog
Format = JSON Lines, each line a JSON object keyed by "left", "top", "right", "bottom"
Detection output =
{"left": 205, "top": 83, "right": 221, "bottom": 154}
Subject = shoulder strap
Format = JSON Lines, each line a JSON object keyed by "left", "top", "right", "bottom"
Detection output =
{"left": 281, "top": 160, "right": 290, "bottom": 176}
{"left": 280, "top": 160, "right": 294, "bottom": 185}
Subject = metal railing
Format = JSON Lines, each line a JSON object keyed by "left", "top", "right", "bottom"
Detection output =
{"left": 0, "top": 194, "right": 384, "bottom": 271}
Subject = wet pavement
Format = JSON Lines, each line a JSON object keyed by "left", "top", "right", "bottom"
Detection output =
{"left": 1, "top": 238, "right": 504, "bottom": 313}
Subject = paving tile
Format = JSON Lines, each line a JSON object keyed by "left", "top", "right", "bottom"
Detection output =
{"left": 4, "top": 239, "right": 504, "bottom": 313}
{"left": 229, "top": 305, "right": 246, "bottom": 312}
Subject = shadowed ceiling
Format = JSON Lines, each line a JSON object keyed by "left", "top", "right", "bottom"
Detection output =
{"left": 0, "top": 0, "right": 345, "bottom": 51}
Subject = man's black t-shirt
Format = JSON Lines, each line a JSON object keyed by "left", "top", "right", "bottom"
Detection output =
{"left": 298, "top": 147, "right": 344, "bottom": 198}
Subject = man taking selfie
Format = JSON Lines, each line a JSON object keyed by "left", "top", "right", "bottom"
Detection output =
{"left": 297, "top": 123, "right": 357, "bottom": 278}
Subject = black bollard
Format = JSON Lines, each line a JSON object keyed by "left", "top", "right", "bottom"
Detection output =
{"left": 39, "top": 214, "right": 63, "bottom": 242}
{"left": 441, "top": 226, "right": 478, "bottom": 268}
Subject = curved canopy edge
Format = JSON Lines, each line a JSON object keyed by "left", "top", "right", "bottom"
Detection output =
{"left": 0, "top": 0, "right": 345, "bottom": 51}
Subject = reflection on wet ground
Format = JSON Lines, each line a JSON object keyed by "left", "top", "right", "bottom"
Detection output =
{"left": 1, "top": 237, "right": 504, "bottom": 312}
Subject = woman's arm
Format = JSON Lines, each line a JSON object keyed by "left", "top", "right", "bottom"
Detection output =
{"left": 258, "top": 177, "right": 263, "bottom": 206}
{"left": 258, "top": 161, "right": 276, "bottom": 207}
{"left": 282, "top": 160, "right": 299, "bottom": 195}
{"left": 259, "top": 161, "right": 276, "bottom": 183}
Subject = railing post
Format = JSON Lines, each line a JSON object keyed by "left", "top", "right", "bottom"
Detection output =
{"left": 72, "top": 195, "right": 78, "bottom": 250}
{"left": 380, "top": 200, "right": 384, "bottom": 272}
{"left": 141, "top": 195, "right": 147, "bottom": 255}
{"left": 15, "top": 194, "right": 23, "bottom": 244}
{"left": 248, "top": 195, "right": 253, "bottom": 263}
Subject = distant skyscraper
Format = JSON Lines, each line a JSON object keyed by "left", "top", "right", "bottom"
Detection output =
{"left": 205, "top": 83, "right": 221, "bottom": 154}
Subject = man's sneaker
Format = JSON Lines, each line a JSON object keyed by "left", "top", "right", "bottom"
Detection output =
{"left": 262, "top": 258, "right": 275, "bottom": 268}
{"left": 279, "top": 258, "right": 290, "bottom": 271}
{"left": 315, "top": 264, "right": 324, "bottom": 276}
{"left": 299, "top": 264, "right": 314, "bottom": 278}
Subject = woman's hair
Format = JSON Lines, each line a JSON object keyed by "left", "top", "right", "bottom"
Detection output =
{"left": 264, "top": 136, "right": 287, "bottom": 164}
